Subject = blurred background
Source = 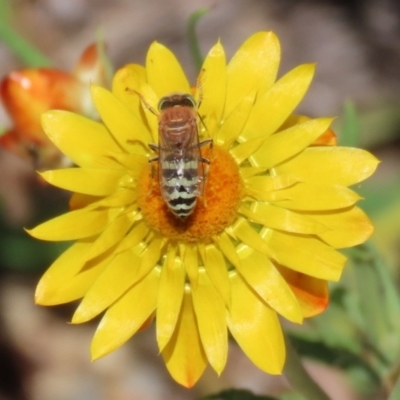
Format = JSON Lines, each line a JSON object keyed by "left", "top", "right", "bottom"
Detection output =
{"left": 0, "top": 0, "right": 399, "bottom": 399}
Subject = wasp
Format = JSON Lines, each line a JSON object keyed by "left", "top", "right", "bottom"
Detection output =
{"left": 146, "top": 93, "right": 212, "bottom": 219}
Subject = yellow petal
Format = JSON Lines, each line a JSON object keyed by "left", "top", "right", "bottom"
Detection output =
{"left": 136, "top": 80, "right": 160, "bottom": 142}
{"left": 183, "top": 244, "right": 199, "bottom": 289}
{"left": 216, "top": 91, "right": 256, "bottom": 149}
{"left": 91, "top": 84, "right": 152, "bottom": 155}
{"left": 199, "top": 41, "right": 226, "bottom": 133}
{"left": 41, "top": 111, "right": 121, "bottom": 168}
{"left": 213, "top": 232, "right": 241, "bottom": 269}
{"left": 225, "top": 31, "right": 280, "bottom": 118}
{"left": 274, "top": 147, "right": 380, "bottom": 186}
{"left": 204, "top": 244, "right": 231, "bottom": 307}
{"left": 146, "top": 41, "right": 190, "bottom": 98}
{"left": 245, "top": 174, "right": 298, "bottom": 194}
{"left": 91, "top": 268, "right": 160, "bottom": 359}
{"left": 157, "top": 250, "right": 186, "bottom": 352}
{"left": 162, "top": 291, "right": 207, "bottom": 388}
{"left": 192, "top": 271, "right": 228, "bottom": 375}
{"left": 115, "top": 221, "right": 149, "bottom": 254}
{"left": 93, "top": 188, "right": 136, "bottom": 209}
{"left": 35, "top": 240, "right": 110, "bottom": 305}
{"left": 106, "top": 152, "right": 147, "bottom": 172}
{"left": 313, "top": 206, "right": 374, "bottom": 248}
{"left": 268, "top": 182, "right": 361, "bottom": 210}
{"left": 113, "top": 63, "right": 159, "bottom": 137}
{"left": 40, "top": 168, "right": 126, "bottom": 196}
{"left": 83, "top": 213, "right": 132, "bottom": 261}
{"left": 134, "top": 236, "right": 164, "bottom": 282}
{"left": 236, "top": 244, "right": 303, "bottom": 323}
{"left": 227, "top": 272, "right": 285, "bottom": 374}
{"left": 69, "top": 193, "right": 101, "bottom": 210}
{"left": 112, "top": 63, "right": 147, "bottom": 113}
{"left": 27, "top": 208, "right": 109, "bottom": 241}
{"left": 250, "top": 118, "right": 334, "bottom": 169}
{"left": 240, "top": 64, "right": 315, "bottom": 141}
{"left": 277, "top": 265, "right": 329, "bottom": 318}
{"left": 278, "top": 114, "right": 311, "bottom": 130}
{"left": 72, "top": 247, "right": 141, "bottom": 323}
{"left": 232, "top": 217, "right": 272, "bottom": 257}
{"left": 239, "top": 203, "right": 327, "bottom": 234}
{"left": 230, "top": 135, "right": 266, "bottom": 165}
{"left": 240, "top": 166, "right": 267, "bottom": 179}
{"left": 266, "top": 230, "right": 347, "bottom": 281}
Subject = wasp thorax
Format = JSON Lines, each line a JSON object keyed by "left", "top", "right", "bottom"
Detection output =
{"left": 160, "top": 107, "right": 195, "bottom": 135}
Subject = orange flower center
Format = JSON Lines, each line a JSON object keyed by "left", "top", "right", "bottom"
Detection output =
{"left": 137, "top": 146, "right": 243, "bottom": 243}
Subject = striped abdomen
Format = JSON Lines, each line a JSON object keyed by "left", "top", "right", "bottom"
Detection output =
{"left": 160, "top": 154, "right": 201, "bottom": 219}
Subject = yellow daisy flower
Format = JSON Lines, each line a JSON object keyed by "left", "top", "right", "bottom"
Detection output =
{"left": 27, "top": 32, "right": 378, "bottom": 387}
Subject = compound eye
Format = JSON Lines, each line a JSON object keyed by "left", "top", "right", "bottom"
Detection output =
{"left": 158, "top": 97, "right": 173, "bottom": 111}
{"left": 181, "top": 95, "right": 196, "bottom": 108}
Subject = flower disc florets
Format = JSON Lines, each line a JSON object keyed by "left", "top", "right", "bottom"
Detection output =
{"left": 137, "top": 146, "right": 243, "bottom": 242}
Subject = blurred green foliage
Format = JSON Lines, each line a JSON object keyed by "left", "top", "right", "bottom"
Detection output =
{"left": 201, "top": 389, "right": 278, "bottom": 400}
{"left": 1, "top": 3, "right": 400, "bottom": 399}
{"left": 187, "top": 6, "right": 209, "bottom": 73}
{"left": 0, "top": 0, "right": 52, "bottom": 67}
{"left": 285, "top": 103, "right": 400, "bottom": 399}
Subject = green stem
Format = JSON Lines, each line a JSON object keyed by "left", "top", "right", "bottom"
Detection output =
{"left": 96, "top": 28, "right": 114, "bottom": 86}
{"left": 0, "top": 21, "right": 52, "bottom": 67}
{"left": 187, "top": 7, "right": 209, "bottom": 73}
{"left": 388, "top": 370, "right": 400, "bottom": 400}
{"left": 340, "top": 100, "right": 360, "bottom": 147}
{"left": 283, "top": 332, "right": 331, "bottom": 400}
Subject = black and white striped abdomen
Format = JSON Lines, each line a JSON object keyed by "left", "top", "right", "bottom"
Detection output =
{"left": 160, "top": 155, "right": 202, "bottom": 219}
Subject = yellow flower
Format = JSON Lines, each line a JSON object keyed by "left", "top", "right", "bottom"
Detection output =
{"left": 27, "top": 32, "right": 378, "bottom": 387}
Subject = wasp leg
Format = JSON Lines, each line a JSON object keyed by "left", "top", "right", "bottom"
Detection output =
{"left": 149, "top": 156, "right": 159, "bottom": 179}
{"left": 198, "top": 138, "right": 213, "bottom": 175}
{"left": 198, "top": 138, "right": 213, "bottom": 149}
{"left": 198, "top": 114, "right": 208, "bottom": 133}
{"left": 200, "top": 157, "right": 210, "bottom": 165}
{"left": 126, "top": 139, "right": 150, "bottom": 152}
{"left": 148, "top": 143, "right": 160, "bottom": 153}
{"left": 196, "top": 73, "right": 209, "bottom": 134}
{"left": 196, "top": 68, "right": 205, "bottom": 109}
{"left": 199, "top": 157, "right": 211, "bottom": 208}
{"left": 147, "top": 156, "right": 159, "bottom": 195}
{"left": 126, "top": 88, "right": 158, "bottom": 116}
{"left": 198, "top": 139, "right": 213, "bottom": 207}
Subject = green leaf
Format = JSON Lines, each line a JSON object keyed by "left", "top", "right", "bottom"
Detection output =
{"left": 308, "top": 299, "right": 362, "bottom": 354}
{"left": 349, "top": 243, "right": 400, "bottom": 364}
{"left": 280, "top": 394, "right": 309, "bottom": 400}
{"left": 288, "top": 334, "right": 381, "bottom": 395}
{"left": 201, "top": 389, "right": 278, "bottom": 400}
{"left": 0, "top": 193, "right": 69, "bottom": 273}
{"left": 352, "top": 249, "right": 387, "bottom": 343}
{"left": 283, "top": 334, "right": 331, "bottom": 400}
{"left": 1, "top": 234, "right": 69, "bottom": 273}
